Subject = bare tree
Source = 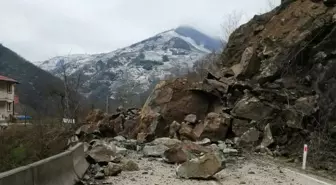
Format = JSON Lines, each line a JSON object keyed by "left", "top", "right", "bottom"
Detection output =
{"left": 58, "top": 60, "right": 84, "bottom": 122}
{"left": 192, "top": 52, "right": 220, "bottom": 79}
{"left": 221, "top": 10, "right": 244, "bottom": 43}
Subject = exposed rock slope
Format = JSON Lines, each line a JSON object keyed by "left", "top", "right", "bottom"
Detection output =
{"left": 134, "top": 0, "right": 336, "bottom": 172}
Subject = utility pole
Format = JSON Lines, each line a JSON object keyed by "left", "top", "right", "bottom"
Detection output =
{"left": 106, "top": 95, "right": 109, "bottom": 114}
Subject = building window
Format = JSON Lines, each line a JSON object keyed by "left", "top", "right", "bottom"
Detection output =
{"left": 7, "top": 102, "right": 12, "bottom": 112}
{"left": 7, "top": 83, "right": 12, "bottom": 94}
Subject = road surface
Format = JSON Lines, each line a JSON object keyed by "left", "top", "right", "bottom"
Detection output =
{"left": 95, "top": 154, "right": 335, "bottom": 185}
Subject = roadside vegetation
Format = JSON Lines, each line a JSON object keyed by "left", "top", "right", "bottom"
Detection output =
{"left": 0, "top": 122, "right": 76, "bottom": 172}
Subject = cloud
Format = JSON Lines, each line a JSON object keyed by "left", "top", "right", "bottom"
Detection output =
{"left": 0, "top": 0, "right": 280, "bottom": 61}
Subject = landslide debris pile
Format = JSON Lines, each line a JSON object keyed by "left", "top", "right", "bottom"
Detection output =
{"left": 79, "top": 107, "right": 141, "bottom": 139}
{"left": 76, "top": 0, "right": 336, "bottom": 179}
{"left": 134, "top": 0, "right": 336, "bottom": 172}
{"left": 75, "top": 135, "right": 239, "bottom": 184}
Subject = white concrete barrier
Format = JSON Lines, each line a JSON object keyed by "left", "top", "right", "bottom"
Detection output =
{"left": 71, "top": 143, "right": 90, "bottom": 178}
{"left": 0, "top": 143, "right": 88, "bottom": 185}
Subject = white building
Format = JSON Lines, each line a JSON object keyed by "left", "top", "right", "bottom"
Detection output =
{"left": 0, "top": 75, "right": 18, "bottom": 122}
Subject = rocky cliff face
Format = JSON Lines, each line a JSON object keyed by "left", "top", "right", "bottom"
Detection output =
{"left": 135, "top": 0, "right": 336, "bottom": 172}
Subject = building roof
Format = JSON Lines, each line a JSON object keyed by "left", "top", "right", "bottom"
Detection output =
{"left": 0, "top": 75, "right": 18, "bottom": 83}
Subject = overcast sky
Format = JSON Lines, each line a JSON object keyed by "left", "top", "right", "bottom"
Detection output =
{"left": 0, "top": 0, "right": 280, "bottom": 62}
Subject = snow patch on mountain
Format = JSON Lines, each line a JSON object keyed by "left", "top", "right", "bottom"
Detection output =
{"left": 36, "top": 26, "right": 222, "bottom": 105}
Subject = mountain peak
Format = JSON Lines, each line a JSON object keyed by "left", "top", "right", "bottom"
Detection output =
{"left": 37, "top": 26, "right": 223, "bottom": 107}
{"left": 174, "top": 26, "right": 222, "bottom": 52}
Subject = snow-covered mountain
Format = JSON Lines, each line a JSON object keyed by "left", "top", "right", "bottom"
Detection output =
{"left": 36, "top": 26, "right": 222, "bottom": 106}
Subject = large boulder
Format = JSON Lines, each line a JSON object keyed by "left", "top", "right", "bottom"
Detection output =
{"left": 294, "top": 96, "right": 318, "bottom": 116}
{"left": 231, "top": 94, "right": 274, "bottom": 121}
{"left": 87, "top": 143, "right": 117, "bottom": 164}
{"left": 176, "top": 153, "right": 223, "bottom": 179}
{"left": 194, "top": 112, "right": 232, "bottom": 141}
{"left": 136, "top": 78, "right": 211, "bottom": 140}
{"left": 143, "top": 144, "right": 169, "bottom": 157}
{"left": 231, "top": 46, "right": 260, "bottom": 79}
{"left": 98, "top": 114, "right": 125, "bottom": 138}
{"left": 282, "top": 108, "right": 303, "bottom": 129}
{"left": 179, "top": 122, "right": 197, "bottom": 141}
{"left": 232, "top": 118, "right": 251, "bottom": 136}
{"left": 240, "top": 127, "right": 260, "bottom": 144}
{"left": 75, "top": 124, "right": 100, "bottom": 138}
{"left": 83, "top": 108, "right": 141, "bottom": 139}
{"left": 163, "top": 141, "right": 211, "bottom": 164}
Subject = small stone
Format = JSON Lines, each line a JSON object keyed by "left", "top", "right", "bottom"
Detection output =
{"left": 143, "top": 144, "right": 169, "bottom": 157}
{"left": 92, "top": 164, "right": 102, "bottom": 173}
{"left": 184, "top": 114, "right": 197, "bottom": 124}
{"left": 151, "top": 137, "right": 181, "bottom": 148}
{"left": 148, "top": 157, "right": 156, "bottom": 161}
{"left": 123, "top": 140, "right": 138, "bottom": 150}
{"left": 83, "top": 142, "right": 90, "bottom": 153}
{"left": 248, "top": 171, "right": 255, "bottom": 174}
{"left": 176, "top": 153, "right": 223, "bottom": 179}
{"left": 142, "top": 171, "right": 149, "bottom": 174}
{"left": 131, "top": 178, "right": 136, "bottom": 181}
{"left": 261, "top": 124, "right": 274, "bottom": 147}
{"left": 136, "top": 145, "right": 142, "bottom": 151}
{"left": 169, "top": 121, "right": 181, "bottom": 139}
{"left": 104, "top": 162, "right": 122, "bottom": 176}
{"left": 83, "top": 174, "right": 90, "bottom": 180}
{"left": 225, "top": 139, "right": 234, "bottom": 145}
{"left": 208, "top": 144, "right": 219, "bottom": 151}
{"left": 254, "top": 25, "right": 264, "bottom": 33}
{"left": 117, "top": 105, "right": 124, "bottom": 112}
{"left": 121, "top": 159, "right": 140, "bottom": 171}
{"left": 218, "top": 143, "right": 227, "bottom": 150}
{"left": 94, "top": 171, "right": 105, "bottom": 179}
{"left": 195, "top": 138, "right": 211, "bottom": 145}
{"left": 163, "top": 145, "right": 188, "bottom": 164}
{"left": 285, "top": 158, "right": 295, "bottom": 163}
{"left": 110, "top": 155, "right": 123, "bottom": 163}
{"left": 116, "top": 146, "right": 128, "bottom": 156}
{"left": 114, "top": 136, "right": 126, "bottom": 142}
{"left": 223, "top": 148, "right": 238, "bottom": 154}
{"left": 240, "top": 181, "right": 247, "bottom": 184}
